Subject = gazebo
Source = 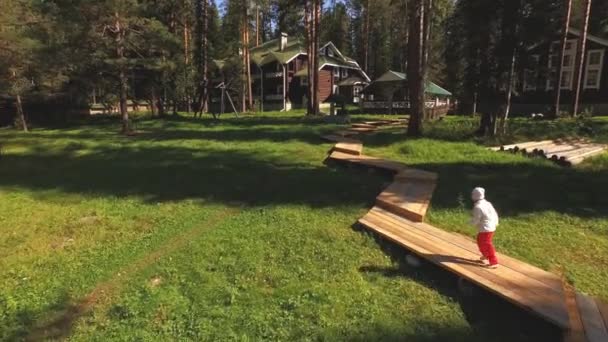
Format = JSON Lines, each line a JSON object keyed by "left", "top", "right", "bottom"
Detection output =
{"left": 361, "top": 70, "right": 452, "bottom": 116}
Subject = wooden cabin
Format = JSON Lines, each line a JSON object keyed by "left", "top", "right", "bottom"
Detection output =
{"left": 248, "top": 35, "right": 370, "bottom": 111}
{"left": 514, "top": 28, "right": 608, "bottom": 115}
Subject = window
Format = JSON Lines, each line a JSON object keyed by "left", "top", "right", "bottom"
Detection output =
{"left": 547, "top": 41, "right": 577, "bottom": 90}
{"left": 524, "top": 55, "right": 540, "bottom": 92}
{"left": 546, "top": 70, "right": 557, "bottom": 90}
{"left": 327, "top": 48, "right": 334, "bottom": 57}
{"left": 584, "top": 49, "right": 604, "bottom": 89}
{"left": 524, "top": 70, "right": 537, "bottom": 91}
{"left": 548, "top": 54, "right": 559, "bottom": 68}
{"left": 585, "top": 70, "right": 600, "bottom": 88}
{"left": 353, "top": 86, "right": 361, "bottom": 96}
{"left": 560, "top": 70, "right": 573, "bottom": 89}
{"left": 589, "top": 50, "right": 603, "bottom": 65}
{"left": 333, "top": 67, "right": 340, "bottom": 77}
{"left": 341, "top": 68, "right": 348, "bottom": 78}
{"left": 333, "top": 84, "right": 339, "bottom": 94}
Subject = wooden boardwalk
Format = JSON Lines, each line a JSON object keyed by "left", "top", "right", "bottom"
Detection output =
{"left": 376, "top": 181, "right": 436, "bottom": 222}
{"left": 359, "top": 206, "right": 570, "bottom": 328}
{"left": 491, "top": 139, "right": 607, "bottom": 166}
{"left": 322, "top": 119, "right": 608, "bottom": 341}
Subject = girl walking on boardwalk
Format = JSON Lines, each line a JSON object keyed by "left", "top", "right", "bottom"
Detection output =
{"left": 471, "top": 187, "right": 499, "bottom": 269}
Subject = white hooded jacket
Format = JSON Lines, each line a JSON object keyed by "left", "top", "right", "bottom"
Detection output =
{"left": 471, "top": 187, "right": 499, "bottom": 233}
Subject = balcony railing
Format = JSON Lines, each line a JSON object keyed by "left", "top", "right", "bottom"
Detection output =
{"left": 265, "top": 94, "right": 284, "bottom": 100}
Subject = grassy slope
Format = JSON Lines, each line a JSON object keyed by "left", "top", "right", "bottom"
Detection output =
{"left": 0, "top": 112, "right": 605, "bottom": 341}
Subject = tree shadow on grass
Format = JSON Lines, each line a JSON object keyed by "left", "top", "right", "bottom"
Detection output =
{"left": 417, "top": 160, "right": 608, "bottom": 220}
{"left": 0, "top": 144, "right": 385, "bottom": 208}
{"left": 355, "top": 227, "right": 564, "bottom": 342}
{"left": 9, "top": 123, "right": 345, "bottom": 147}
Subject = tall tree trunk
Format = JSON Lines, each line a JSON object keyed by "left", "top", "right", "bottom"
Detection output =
{"left": 15, "top": 93, "right": 28, "bottom": 132}
{"left": 407, "top": 0, "right": 425, "bottom": 136}
{"left": 363, "top": 0, "right": 370, "bottom": 74}
{"left": 115, "top": 13, "right": 130, "bottom": 133}
{"left": 195, "top": 0, "right": 208, "bottom": 116}
{"left": 422, "top": 0, "right": 432, "bottom": 121}
{"left": 554, "top": 0, "right": 573, "bottom": 119}
{"left": 305, "top": 0, "right": 314, "bottom": 115}
{"left": 241, "top": 19, "right": 247, "bottom": 113}
{"left": 313, "top": 0, "right": 321, "bottom": 115}
{"left": 500, "top": 47, "right": 517, "bottom": 134}
{"left": 184, "top": 24, "right": 192, "bottom": 114}
{"left": 256, "top": 5, "right": 260, "bottom": 46}
{"left": 10, "top": 70, "right": 28, "bottom": 132}
{"left": 572, "top": 0, "right": 592, "bottom": 116}
{"left": 245, "top": 10, "right": 253, "bottom": 111}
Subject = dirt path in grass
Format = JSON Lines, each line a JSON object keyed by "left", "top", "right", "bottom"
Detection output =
{"left": 24, "top": 207, "right": 241, "bottom": 341}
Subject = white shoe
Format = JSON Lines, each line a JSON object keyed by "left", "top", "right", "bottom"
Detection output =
{"left": 487, "top": 264, "right": 499, "bottom": 269}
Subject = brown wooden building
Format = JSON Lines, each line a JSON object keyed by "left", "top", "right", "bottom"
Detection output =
{"left": 248, "top": 35, "right": 370, "bottom": 111}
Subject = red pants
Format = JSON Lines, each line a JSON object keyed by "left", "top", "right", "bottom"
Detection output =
{"left": 477, "top": 232, "right": 498, "bottom": 265}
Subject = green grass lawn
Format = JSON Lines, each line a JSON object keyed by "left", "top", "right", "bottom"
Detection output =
{"left": 0, "top": 112, "right": 607, "bottom": 341}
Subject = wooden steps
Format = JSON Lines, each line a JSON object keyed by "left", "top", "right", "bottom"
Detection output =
{"left": 376, "top": 181, "right": 436, "bottom": 222}
{"left": 328, "top": 151, "right": 413, "bottom": 173}
{"left": 358, "top": 206, "right": 570, "bottom": 329}
{"left": 333, "top": 141, "right": 363, "bottom": 155}
{"left": 395, "top": 168, "right": 439, "bottom": 182}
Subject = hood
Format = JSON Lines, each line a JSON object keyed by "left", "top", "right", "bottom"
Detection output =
{"left": 471, "top": 187, "right": 485, "bottom": 201}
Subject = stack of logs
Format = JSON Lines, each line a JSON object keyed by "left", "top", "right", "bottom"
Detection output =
{"left": 491, "top": 139, "right": 607, "bottom": 167}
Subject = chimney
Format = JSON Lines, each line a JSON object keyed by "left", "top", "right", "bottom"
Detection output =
{"left": 280, "top": 32, "right": 288, "bottom": 51}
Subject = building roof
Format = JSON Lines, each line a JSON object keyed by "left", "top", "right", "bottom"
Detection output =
{"left": 337, "top": 76, "right": 368, "bottom": 86}
{"left": 568, "top": 27, "right": 608, "bottom": 47}
{"left": 251, "top": 38, "right": 307, "bottom": 66}
{"left": 363, "top": 70, "right": 453, "bottom": 96}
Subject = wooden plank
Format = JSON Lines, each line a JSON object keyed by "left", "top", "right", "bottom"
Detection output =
{"left": 394, "top": 168, "right": 438, "bottom": 182}
{"left": 328, "top": 151, "right": 411, "bottom": 173}
{"left": 576, "top": 293, "right": 608, "bottom": 342}
{"left": 365, "top": 209, "right": 565, "bottom": 301}
{"left": 563, "top": 283, "right": 587, "bottom": 342}
{"left": 596, "top": 298, "right": 608, "bottom": 332}
{"left": 352, "top": 123, "right": 376, "bottom": 129}
{"left": 358, "top": 213, "right": 569, "bottom": 328}
{"left": 348, "top": 127, "right": 377, "bottom": 133}
{"left": 320, "top": 134, "right": 361, "bottom": 144}
{"left": 367, "top": 206, "right": 564, "bottom": 291}
{"left": 334, "top": 142, "right": 363, "bottom": 156}
{"left": 375, "top": 181, "right": 436, "bottom": 222}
